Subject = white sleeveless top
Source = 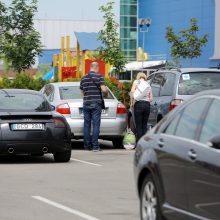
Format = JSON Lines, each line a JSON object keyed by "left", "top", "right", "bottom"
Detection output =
{"left": 133, "top": 79, "right": 151, "bottom": 102}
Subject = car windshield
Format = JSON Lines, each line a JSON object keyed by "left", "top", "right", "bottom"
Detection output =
{"left": 178, "top": 72, "right": 220, "bottom": 95}
{"left": 59, "top": 86, "right": 114, "bottom": 100}
{"left": 0, "top": 91, "right": 51, "bottom": 112}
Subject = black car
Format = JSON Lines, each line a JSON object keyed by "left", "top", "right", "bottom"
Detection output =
{"left": 0, "top": 89, "right": 72, "bottom": 162}
{"left": 134, "top": 89, "right": 220, "bottom": 220}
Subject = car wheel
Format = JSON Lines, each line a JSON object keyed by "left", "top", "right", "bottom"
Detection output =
{"left": 53, "top": 150, "right": 71, "bottom": 162}
{"left": 112, "top": 138, "right": 123, "bottom": 149}
{"left": 140, "top": 175, "right": 162, "bottom": 220}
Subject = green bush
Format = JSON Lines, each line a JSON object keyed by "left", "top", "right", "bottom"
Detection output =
{"left": 0, "top": 73, "right": 48, "bottom": 91}
{"left": 105, "top": 78, "right": 132, "bottom": 110}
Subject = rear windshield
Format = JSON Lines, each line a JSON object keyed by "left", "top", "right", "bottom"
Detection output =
{"left": 178, "top": 72, "right": 220, "bottom": 95}
{"left": 0, "top": 92, "right": 50, "bottom": 112}
{"left": 59, "top": 86, "right": 114, "bottom": 100}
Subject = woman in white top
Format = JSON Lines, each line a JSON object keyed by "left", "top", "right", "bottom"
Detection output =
{"left": 130, "top": 72, "right": 153, "bottom": 142}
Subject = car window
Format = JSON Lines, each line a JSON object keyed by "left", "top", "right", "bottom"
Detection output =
{"left": 199, "top": 99, "right": 220, "bottom": 143}
{"left": 0, "top": 92, "right": 51, "bottom": 112}
{"left": 164, "top": 112, "right": 182, "bottom": 135}
{"left": 160, "top": 73, "right": 176, "bottom": 96}
{"left": 150, "top": 73, "right": 163, "bottom": 97}
{"left": 43, "top": 85, "right": 54, "bottom": 102}
{"left": 175, "top": 99, "right": 209, "bottom": 140}
{"left": 178, "top": 72, "right": 220, "bottom": 95}
{"left": 59, "top": 86, "right": 114, "bottom": 100}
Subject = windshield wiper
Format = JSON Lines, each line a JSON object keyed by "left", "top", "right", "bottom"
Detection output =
{"left": 0, "top": 90, "right": 15, "bottom": 98}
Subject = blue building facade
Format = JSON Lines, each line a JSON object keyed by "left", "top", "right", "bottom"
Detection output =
{"left": 138, "top": 0, "right": 220, "bottom": 67}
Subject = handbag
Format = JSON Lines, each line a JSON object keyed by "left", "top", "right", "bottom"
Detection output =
{"left": 88, "top": 74, "right": 106, "bottom": 109}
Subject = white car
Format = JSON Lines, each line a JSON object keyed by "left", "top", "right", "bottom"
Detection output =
{"left": 41, "top": 82, "right": 127, "bottom": 148}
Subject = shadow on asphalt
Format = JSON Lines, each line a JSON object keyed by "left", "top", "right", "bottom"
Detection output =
{"left": 0, "top": 155, "right": 55, "bottom": 164}
{"left": 71, "top": 139, "right": 115, "bottom": 150}
{"left": 0, "top": 140, "right": 122, "bottom": 164}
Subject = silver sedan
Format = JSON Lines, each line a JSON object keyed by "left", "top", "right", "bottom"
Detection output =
{"left": 40, "top": 82, "right": 127, "bottom": 148}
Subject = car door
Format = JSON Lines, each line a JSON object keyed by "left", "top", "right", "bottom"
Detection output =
{"left": 158, "top": 72, "right": 176, "bottom": 118}
{"left": 149, "top": 73, "right": 162, "bottom": 126}
{"left": 186, "top": 98, "right": 220, "bottom": 219}
{"left": 158, "top": 98, "right": 210, "bottom": 219}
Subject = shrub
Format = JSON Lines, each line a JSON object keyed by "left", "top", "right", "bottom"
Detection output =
{"left": 0, "top": 73, "right": 48, "bottom": 91}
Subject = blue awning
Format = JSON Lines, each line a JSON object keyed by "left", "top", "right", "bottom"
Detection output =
{"left": 74, "top": 32, "right": 103, "bottom": 51}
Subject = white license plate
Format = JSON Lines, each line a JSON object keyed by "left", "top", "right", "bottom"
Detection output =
{"left": 80, "top": 109, "right": 106, "bottom": 115}
{"left": 12, "top": 123, "right": 44, "bottom": 130}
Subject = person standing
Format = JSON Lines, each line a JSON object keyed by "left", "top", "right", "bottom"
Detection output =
{"left": 80, "top": 62, "right": 108, "bottom": 151}
{"left": 130, "top": 72, "right": 153, "bottom": 142}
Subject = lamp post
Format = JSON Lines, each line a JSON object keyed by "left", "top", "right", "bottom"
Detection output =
{"left": 139, "top": 17, "right": 151, "bottom": 70}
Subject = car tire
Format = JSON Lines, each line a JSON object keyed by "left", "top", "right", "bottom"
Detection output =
{"left": 53, "top": 150, "right": 71, "bottom": 162}
{"left": 140, "top": 175, "right": 162, "bottom": 220}
{"left": 112, "top": 138, "right": 123, "bottom": 149}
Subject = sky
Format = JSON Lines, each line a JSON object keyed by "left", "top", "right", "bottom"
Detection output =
{"left": 1, "top": 0, "right": 120, "bottom": 20}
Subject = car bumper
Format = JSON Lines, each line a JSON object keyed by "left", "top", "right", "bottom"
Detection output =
{"left": 66, "top": 117, "right": 127, "bottom": 138}
{"left": 0, "top": 140, "right": 71, "bottom": 155}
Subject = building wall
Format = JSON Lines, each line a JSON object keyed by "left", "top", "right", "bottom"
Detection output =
{"left": 138, "top": 0, "right": 220, "bottom": 67}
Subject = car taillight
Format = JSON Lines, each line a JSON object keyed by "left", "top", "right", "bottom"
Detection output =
{"left": 53, "top": 117, "right": 66, "bottom": 128}
{"left": 117, "top": 102, "right": 126, "bottom": 114}
{"left": 170, "top": 99, "right": 183, "bottom": 111}
{"left": 56, "top": 103, "right": 70, "bottom": 115}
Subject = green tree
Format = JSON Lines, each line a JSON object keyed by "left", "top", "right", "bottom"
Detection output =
{"left": 98, "top": 1, "right": 126, "bottom": 73}
{"left": 3, "top": 0, "right": 42, "bottom": 73}
{"left": 165, "top": 18, "right": 209, "bottom": 66}
{"left": 0, "top": 2, "right": 7, "bottom": 54}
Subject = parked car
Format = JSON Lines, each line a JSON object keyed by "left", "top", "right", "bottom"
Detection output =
{"left": 134, "top": 89, "right": 220, "bottom": 220}
{"left": 0, "top": 89, "right": 72, "bottom": 162}
{"left": 40, "top": 82, "right": 127, "bottom": 148}
{"left": 130, "top": 68, "right": 220, "bottom": 130}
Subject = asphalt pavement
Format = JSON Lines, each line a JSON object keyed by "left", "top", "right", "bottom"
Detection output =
{"left": 0, "top": 140, "right": 139, "bottom": 220}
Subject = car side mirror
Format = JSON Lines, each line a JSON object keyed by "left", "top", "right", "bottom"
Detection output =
{"left": 50, "top": 105, "right": 56, "bottom": 111}
{"left": 207, "top": 135, "right": 220, "bottom": 150}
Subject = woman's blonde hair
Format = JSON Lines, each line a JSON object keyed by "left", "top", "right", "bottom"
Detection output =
{"left": 136, "top": 72, "right": 147, "bottom": 80}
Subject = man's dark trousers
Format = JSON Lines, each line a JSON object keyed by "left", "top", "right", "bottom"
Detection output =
{"left": 83, "top": 103, "right": 102, "bottom": 150}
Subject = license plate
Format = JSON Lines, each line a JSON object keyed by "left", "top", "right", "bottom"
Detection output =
{"left": 80, "top": 108, "right": 106, "bottom": 115}
{"left": 12, "top": 123, "right": 44, "bottom": 130}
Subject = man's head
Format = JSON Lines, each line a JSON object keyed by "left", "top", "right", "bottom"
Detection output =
{"left": 90, "top": 62, "right": 99, "bottom": 73}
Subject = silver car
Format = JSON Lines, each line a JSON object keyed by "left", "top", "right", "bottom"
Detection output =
{"left": 40, "top": 82, "right": 127, "bottom": 148}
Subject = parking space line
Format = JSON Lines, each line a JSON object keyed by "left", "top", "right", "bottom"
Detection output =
{"left": 71, "top": 158, "right": 102, "bottom": 167}
{"left": 32, "top": 196, "right": 100, "bottom": 220}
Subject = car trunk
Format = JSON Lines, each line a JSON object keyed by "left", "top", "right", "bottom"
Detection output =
{"left": 66, "top": 99, "right": 118, "bottom": 119}
{"left": 0, "top": 112, "right": 53, "bottom": 141}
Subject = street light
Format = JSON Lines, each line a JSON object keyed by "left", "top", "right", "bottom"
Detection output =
{"left": 139, "top": 17, "right": 151, "bottom": 69}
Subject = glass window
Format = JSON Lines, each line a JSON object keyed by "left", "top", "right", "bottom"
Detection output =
{"left": 178, "top": 72, "right": 220, "bottom": 95}
{"left": 175, "top": 99, "right": 208, "bottom": 140}
{"left": 164, "top": 112, "right": 182, "bottom": 135}
{"left": 0, "top": 92, "right": 50, "bottom": 112}
{"left": 120, "top": 17, "right": 137, "bottom": 27}
{"left": 59, "top": 86, "right": 114, "bottom": 100}
{"left": 43, "top": 84, "right": 54, "bottom": 102}
{"left": 150, "top": 74, "right": 163, "bottom": 97}
{"left": 120, "top": 39, "right": 137, "bottom": 50}
{"left": 120, "top": 28, "right": 137, "bottom": 39}
{"left": 200, "top": 99, "right": 220, "bottom": 143}
{"left": 160, "top": 73, "right": 176, "bottom": 96}
{"left": 120, "top": 5, "right": 137, "bottom": 16}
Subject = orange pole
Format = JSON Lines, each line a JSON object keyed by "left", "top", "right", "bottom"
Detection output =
{"left": 76, "top": 41, "right": 80, "bottom": 78}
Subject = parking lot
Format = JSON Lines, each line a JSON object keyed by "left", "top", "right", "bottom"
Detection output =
{"left": 0, "top": 141, "right": 139, "bottom": 220}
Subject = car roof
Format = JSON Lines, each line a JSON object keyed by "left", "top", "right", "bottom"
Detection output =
{"left": 50, "top": 82, "right": 80, "bottom": 87}
{"left": 0, "top": 89, "right": 42, "bottom": 95}
{"left": 154, "top": 68, "right": 220, "bottom": 75}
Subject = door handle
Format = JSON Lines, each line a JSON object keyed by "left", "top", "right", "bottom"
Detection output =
{"left": 157, "top": 138, "right": 164, "bottom": 148}
{"left": 188, "top": 149, "right": 197, "bottom": 160}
